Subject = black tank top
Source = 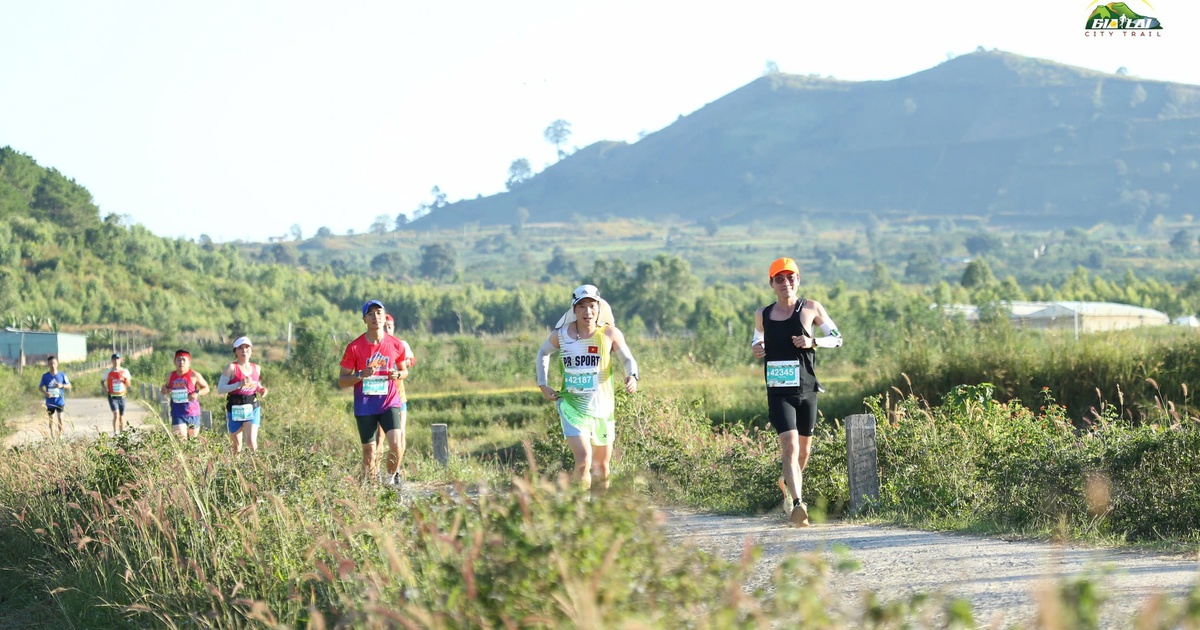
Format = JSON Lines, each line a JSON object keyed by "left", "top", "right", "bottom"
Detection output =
{"left": 762, "top": 300, "right": 819, "bottom": 395}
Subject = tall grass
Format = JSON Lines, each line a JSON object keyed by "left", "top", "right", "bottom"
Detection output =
{"left": 867, "top": 386, "right": 1200, "bottom": 543}
{"left": 861, "top": 323, "right": 1200, "bottom": 423}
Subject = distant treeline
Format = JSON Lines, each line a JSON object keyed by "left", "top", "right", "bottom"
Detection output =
{"left": 5, "top": 147, "right": 1200, "bottom": 357}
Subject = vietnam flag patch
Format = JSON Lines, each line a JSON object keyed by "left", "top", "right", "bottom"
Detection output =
{"left": 588, "top": 345, "right": 599, "bottom": 354}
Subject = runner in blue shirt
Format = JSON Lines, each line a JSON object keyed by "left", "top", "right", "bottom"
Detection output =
{"left": 39, "top": 355, "right": 72, "bottom": 439}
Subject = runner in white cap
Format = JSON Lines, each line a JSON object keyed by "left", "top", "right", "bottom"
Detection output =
{"left": 217, "top": 336, "right": 268, "bottom": 452}
{"left": 535, "top": 284, "right": 639, "bottom": 494}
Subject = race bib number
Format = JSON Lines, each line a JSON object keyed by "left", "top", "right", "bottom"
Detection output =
{"left": 564, "top": 367, "right": 599, "bottom": 394}
{"left": 362, "top": 376, "right": 388, "bottom": 396}
{"left": 766, "top": 360, "right": 801, "bottom": 388}
{"left": 111, "top": 382, "right": 125, "bottom": 394}
{"left": 46, "top": 388, "right": 61, "bottom": 398}
{"left": 171, "top": 388, "right": 189, "bottom": 404}
{"left": 230, "top": 404, "right": 254, "bottom": 421}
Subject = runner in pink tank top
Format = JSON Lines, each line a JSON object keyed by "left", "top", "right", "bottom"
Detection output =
{"left": 217, "top": 337, "right": 268, "bottom": 453}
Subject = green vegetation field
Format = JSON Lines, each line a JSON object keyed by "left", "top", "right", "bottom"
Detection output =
{"left": 5, "top": 146, "right": 1200, "bottom": 626}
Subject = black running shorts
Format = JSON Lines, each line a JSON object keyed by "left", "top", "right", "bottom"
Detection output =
{"left": 767, "top": 392, "right": 818, "bottom": 436}
{"left": 354, "top": 407, "right": 402, "bottom": 444}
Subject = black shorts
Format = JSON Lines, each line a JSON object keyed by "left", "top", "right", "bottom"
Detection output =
{"left": 108, "top": 396, "right": 126, "bottom": 413}
{"left": 767, "top": 392, "right": 819, "bottom": 436}
{"left": 354, "top": 407, "right": 402, "bottom": 445}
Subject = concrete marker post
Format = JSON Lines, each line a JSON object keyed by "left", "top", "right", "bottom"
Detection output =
{"left": 432, "top": 424, "right": 449, "bottom": 467}
{"left": 845, "top": 413, "right": 881, "bottom": 515}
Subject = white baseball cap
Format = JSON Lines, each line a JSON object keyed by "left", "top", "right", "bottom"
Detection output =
{"left": 233, "top": 336, "right": 252, "bottom": 349}
{"left": 572, "top": 284, "right": 601, "bottom": 306}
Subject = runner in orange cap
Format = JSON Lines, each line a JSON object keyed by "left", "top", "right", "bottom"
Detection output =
{"left": 751, "top": 258, "right": 843, "bottom": 527}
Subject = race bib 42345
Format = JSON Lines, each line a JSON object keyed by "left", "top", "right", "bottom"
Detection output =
{"left": 766, "top": 360, "right": 801, "bottom": 388}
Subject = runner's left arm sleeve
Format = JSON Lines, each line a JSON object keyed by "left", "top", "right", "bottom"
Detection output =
{"left": 816, "top": 319, "right": 844, "bottom": 348}
{"left": 535, "top": 338, "right": 554, "bottom": 387}
{"left": 216, "top": 373, "right": 238, "bottom": 394}
{"left": 616, "top": 343, "right": 638, "bottom": 380}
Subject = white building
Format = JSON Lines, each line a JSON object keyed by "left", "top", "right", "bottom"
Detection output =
{"left": 942, "top": 301, "right": 1170, "bottom": 333}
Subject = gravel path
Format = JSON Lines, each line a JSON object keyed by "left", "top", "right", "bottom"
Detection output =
{"left": 3, "top": 396, "right": 153, "bottom": 447}
{"left": 663, "top": 509, "right": 1199, "bottom": 628}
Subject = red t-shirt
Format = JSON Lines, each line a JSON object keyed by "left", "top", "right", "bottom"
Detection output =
{"left": 340, "top": 333, "right": 407, "bottom": 415}
{"left": 104, "top": 368, "right": 131, "bottom": 396}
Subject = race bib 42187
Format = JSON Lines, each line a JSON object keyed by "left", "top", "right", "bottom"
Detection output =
{"left": 564, "top": 368, "right": 599, "bottom": 394}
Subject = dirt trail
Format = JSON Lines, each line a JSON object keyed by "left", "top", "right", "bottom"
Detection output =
{"left": 663, "top": 509, "right": 1199, "bottom": 628}
{"left": 3, "top": 396, "right": 153, "bottom": 447}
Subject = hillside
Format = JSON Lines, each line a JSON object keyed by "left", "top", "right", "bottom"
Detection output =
{"left": 414, "top": 50, "right": 1200, "bottom": 230}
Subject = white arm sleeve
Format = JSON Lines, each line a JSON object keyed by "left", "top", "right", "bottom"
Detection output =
{"left": 751, "top": 328, "right": 764, "bottom": 346}
{"left": 615, "top": 343, "right": 638, "bottom": 380}
{"left": 817, "top": 319, "right": 843, "bottom": 348}
{"left": 216, "top": 373, "right": 238, "bottom": 394}
{"left": 535, "top": 338, "right": 555, "bottom": 387}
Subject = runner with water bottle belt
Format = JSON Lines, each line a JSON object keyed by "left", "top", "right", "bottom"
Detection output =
{"left": 217, "top": 337, "right": 268, "bottom": 453}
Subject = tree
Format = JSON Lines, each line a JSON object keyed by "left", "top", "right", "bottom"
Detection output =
{"left": 419, "top": 243, "right": 457, "bottom": 281}
{"left": 290, "top": 224, "right": 303, "bottom": 241}
{"left": 506, "top": 158, "right": 532, "bottom": 190}
{"left": 513, "top": 207, "right": 530, "bottom": 235}
{"left": 544, "top": 119, "right": 572, "bottom": 161}
{"left": 316, "top": 226, "right": 333, "bottom": 238}
{"left": 1170, "top": 229, "right": 1194, "bottom": 254}
{"left": 394, "top": 213, "right": 410, "bottom": 231}
{"left": 291, "top": 323, "right": 337, "bottom": 385}
{"left": 965, "top": 233, "right": 1003, "bottom": 255}
{"left": 623, "top": 254, "right": 696, "bottom": 332}
{"left": 764, "top": 60, "right": 780, "bottom": 75}
{"left": 370, "top": 252, "right": 406, "bottom": 276}
{"left": 545, "top": 246, "right": 578, "bottom": 277}
{"left": 703, "top": 217, "right": 720, "bottom": 237}
{"left": 961, "top": 258, "right": 995, "bottom": 289}
{"left": 370, "top": 214, "right": 390, "bottom": 235}
{"left": 268, "top": 243, "right": 298, "bottom": 266}
{"left": 905, "top": 251, "right": 938, "bottom": 284}
{"left": 431, "top": 186, "right": 448, "bottom": 209}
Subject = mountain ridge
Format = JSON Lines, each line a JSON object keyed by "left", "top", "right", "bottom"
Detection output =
{"left": 415, "top": 50, "right": 1200, "bottom": 230}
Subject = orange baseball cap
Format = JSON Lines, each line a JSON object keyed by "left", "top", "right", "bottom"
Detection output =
{"left": 768, "top": 257, "right": 800, "bottom": 280}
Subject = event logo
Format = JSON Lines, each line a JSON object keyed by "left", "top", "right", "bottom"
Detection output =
{"left": 1085, "top": 1, "right": 1162, "bottom": 30}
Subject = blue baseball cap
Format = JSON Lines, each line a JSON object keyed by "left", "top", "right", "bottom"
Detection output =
{"left": 362, "top": 300, "right": 385, "bottom": 316}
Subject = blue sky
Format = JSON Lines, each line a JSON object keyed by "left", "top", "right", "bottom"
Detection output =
{"left": 1, "top": 0, "right": 1196, "bottom": 242}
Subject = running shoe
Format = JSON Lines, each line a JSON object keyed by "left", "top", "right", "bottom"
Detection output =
{"left": 789, "top": 501, "right": 810, "bottom": 528}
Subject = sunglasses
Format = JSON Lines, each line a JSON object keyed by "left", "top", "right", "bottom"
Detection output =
{"left": 772, "top": 273, "right": 798, "bottom": 284}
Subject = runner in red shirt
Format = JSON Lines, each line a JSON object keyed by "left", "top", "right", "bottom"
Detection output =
{"left": 338, "top": 300, "right": 409, "bottom": 485}
{"left": 101, "top": 353, "right": 132, "bottom": 433}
